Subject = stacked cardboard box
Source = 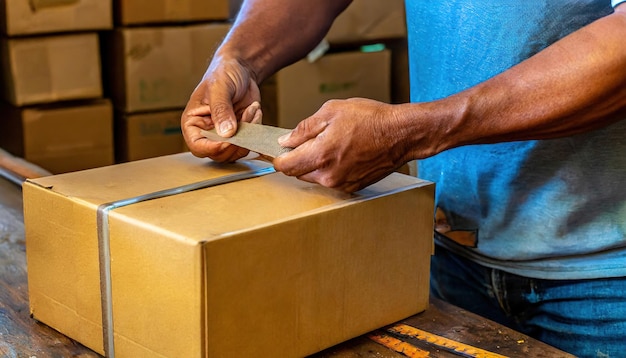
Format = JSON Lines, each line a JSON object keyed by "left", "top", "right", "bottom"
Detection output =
{"left": 260, "top": 0, "right": 409, "bottom": 130}
{"left": 0, "top": 33, "right": 103, "bottom": 106}
{"left": 326, "top": 0, "right": 410, "bottom": 104}
{"left": 0, "top": 99, "right": 114, "bottom": 174}
{"left": 325, "top": 0, "right": 407, "bottom": 45}
{"left": 261, "top": 49, "right": 392, "bottom": 129}
{"left": 107, "top": 0, "right": 230, "bottom": 162}
{"left": 114, "top": 0, "right": 230, "bottom": 25}
{"left": 0, "top": 0, "right": 112, "bottom": 36}
{"left": 0, "top": 0, "right": 114, "bottom": 174}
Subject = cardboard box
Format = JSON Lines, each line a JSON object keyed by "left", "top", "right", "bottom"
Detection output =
{"left": 0, "top": 99, "right": 114, "bottom": 174}
{"left": 261, "top": 48, "right": 390, "bottom": 129}
{"left": 115, "top": 0, "right": 229, "bottom": 25}
{"left": 0, "top": 32, "right": 103, "bottom": 106}
{"left": 105, "top": 23, "right": 230, "bottom": 113}
{"left": 326, "top": 0, "right": 406, "bottom": 44}
{"left": 115, "top": 109, "right": 185, "bottom": 162}
{"left": 388, "top": 38, "right": 410, "bottom": 104}
{"left": 0, "top": 0, "right": 112, "bottom": 36}
{"left": 24, "top": 152, "right": 435, "bottom": 358}
{"left": 229, "top": 0, "right": 243, "bottom": 19}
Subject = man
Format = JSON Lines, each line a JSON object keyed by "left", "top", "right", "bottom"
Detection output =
{"left": 182, "top": 0, "right": 626, "bottom": 355}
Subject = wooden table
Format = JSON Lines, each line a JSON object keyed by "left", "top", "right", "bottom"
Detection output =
{"left": 0, "top": 177, "right": 573, "bottom": 358}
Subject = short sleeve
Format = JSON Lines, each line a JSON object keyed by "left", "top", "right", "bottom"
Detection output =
{"left": 613, "top": 0, "right": 626, "bottom": 7}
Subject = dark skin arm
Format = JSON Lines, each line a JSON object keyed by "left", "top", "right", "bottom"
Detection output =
{"left": 181, "top": 0, "right": 352, "bottom": 162}
{"left": 274, "top": 4, "right": 626, "bottom": 192}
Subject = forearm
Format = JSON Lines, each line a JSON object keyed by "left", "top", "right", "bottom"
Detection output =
{"left": 219, "top": 0, "right": 352, "bottom": 83}
{"left": 404, "top": 6, "right": 626, "bottom": 159}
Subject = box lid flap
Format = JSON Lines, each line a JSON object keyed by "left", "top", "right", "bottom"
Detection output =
{"left": 27, "top": 152, "right": 272, "bottom": 204}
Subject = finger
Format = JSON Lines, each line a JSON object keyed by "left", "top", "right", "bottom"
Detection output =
{"left": 185, "top": 104, "right": 216, "bottom": 129}
{"left": 296, "top": 169, "right": 367, "bottom": 193}
{"left": 251, "top": 107, "right": 263, "bottom": 124}
{"left": 295, "top": 171, "right": 345, "bottom": 192}
{"left": 186, "top": 137, "right": 228, "bottom": 159}
{"left": 226, "top": 146, "right": 252, "bottom": 162}
{"left": 186, "top": 104, "right": 212, "bottom": 118}
{"left": 181, "top": 112, "right": 242, "bottom": 160}
{"left": 278, "top": 113, "right": 329, "bottom": 148}
{"left": 273, "top": 139, "right": 321, "bottom": 178}
{"left": 292, "top": 167, "right": 361, "bottom": 193}
{"left": 189, "top": 138, "right": 247, "bottom": 162}
{"left": 211, "top": 142, "right": 250, "bottom": 162}
{"left": 240, "top": 101, "right": 262, "bottom": 123}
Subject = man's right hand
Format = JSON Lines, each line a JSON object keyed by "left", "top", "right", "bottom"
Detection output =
{"left": 181, "top": 54, "right": 262, "bottom": 163}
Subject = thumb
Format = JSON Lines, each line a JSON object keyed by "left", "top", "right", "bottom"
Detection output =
{"left": 209, "top": 100, "right": 238, "bottom": 138}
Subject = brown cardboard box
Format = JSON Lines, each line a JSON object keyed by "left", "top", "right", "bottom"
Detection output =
{"left": 0, "top": 99, "right": 114, "bottom": 174}
{"left": 105, "top": 23, "right": 229, "bottom": 113}
{"left": 0, "top": 0, "right": 112, "bottom": 36}
{"left": 261, "top": 48, "right": 390, "bottom": 129}
{"left": 115, "top": 0, "right": 229, "bottom": 25}
{"left": 115, "top": 109, "right": 185, "bottom": 162}
{"left": 24, "top": 152, "right": 435, "bottom": 358}
{"left": 0, "top": 32, "right": 103, "bottom": 106}
{"left": 388, "top": 38, "right": 411, "bottom": 104}
{"left": 229, "top": 0, "right": 243, "bottom": 19}
{"left": 327, "top": 0, "right": 406, "bottom": 44}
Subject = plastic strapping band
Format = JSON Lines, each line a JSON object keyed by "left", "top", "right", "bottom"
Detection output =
{"left": 96, "top": 166, "right": 276, "bottom": 357}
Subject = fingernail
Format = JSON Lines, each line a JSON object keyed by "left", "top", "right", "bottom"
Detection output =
{"left": 219, "top": 121, "right": 233, "bottom": 135}
{"left": 252, "top": 108, "right": 263, "bottom": 124}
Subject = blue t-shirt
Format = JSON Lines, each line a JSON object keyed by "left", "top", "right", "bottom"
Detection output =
{"left": 405, "top": 0, "right": 626, "bottom": 279}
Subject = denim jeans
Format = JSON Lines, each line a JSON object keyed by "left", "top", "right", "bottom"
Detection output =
{"left": 430, "top": 244, "right": 626, "bottom": 357}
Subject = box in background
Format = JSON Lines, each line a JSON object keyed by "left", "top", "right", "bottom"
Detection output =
{"left": 229, "top": 0, "right": 405, "bottom": 43}
{"left": 24, "top": 152, "right": 434, "bottom": 357}
{"left": 228, "top": 0, "right": 242, "bottom": 19}
{"left": 114, "top": 0, "right": 229, "bottom": 25}
{"left": 261, "top": 48, "right": 390, "bottom": 129}
{"left": 326, "top": 0, "right": 406, "bottom": 45}
{"left": 0, "top": 0, "right": 112, "bottom": 36}
{"left": 104, "top": 23, "right": 230, "bottom": 113}
{"left": 324, "top": 0, "right": 409, "bottom": 105}
{"left": 0, "top": 99, "right": 114, "bottom": 174}
{"left": 387, "top": 38, "right": 410, "bottom": 104}
{"left": 115, "top": 109, "right": 185, "bottom": 162}
{"left": 0, "top": 32, "right": 103, "bottom": 106}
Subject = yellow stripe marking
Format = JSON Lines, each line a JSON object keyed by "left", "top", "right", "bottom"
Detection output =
{"left": 368, "top": 331, "right": 430, "bottom": 357}
{"left": 386, "top": 324, "right": 510, "bottom": 358}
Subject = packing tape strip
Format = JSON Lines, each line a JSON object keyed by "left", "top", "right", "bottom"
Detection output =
{"left": 96, "top": 166, "right": 276, "bottom": 357}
